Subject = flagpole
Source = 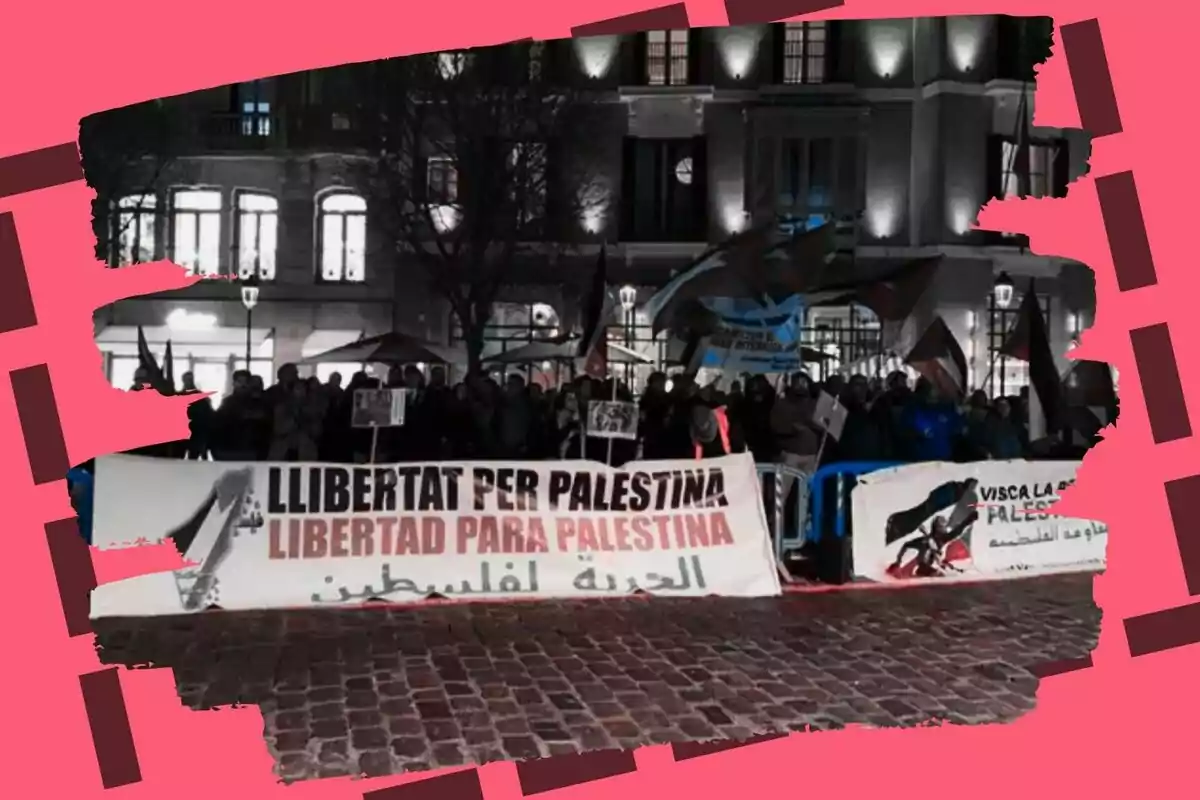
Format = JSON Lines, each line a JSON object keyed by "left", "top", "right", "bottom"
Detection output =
{"left": 604, "top": 370, "right": 618, "bottom": 466}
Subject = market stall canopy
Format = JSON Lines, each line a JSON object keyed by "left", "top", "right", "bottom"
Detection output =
{"left": 299, "top": 332, "right": 462, "bottom": 365}
{"left": 484, "top": 337, "right": 652, "bottom": 366}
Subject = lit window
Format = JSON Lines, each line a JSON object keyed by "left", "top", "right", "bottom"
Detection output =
{"left": 241, "top": 101, "right": 271, "bottom": 136}
{"left": 236, "top": 192, "right": 278, "bottom": 280}
{"left": 171, "top": 189, "right": 222, "bottom": 276}
{"left": 318, "top": 193, "right": 367, "bottom": 282}
{"left": 426, "top": 156, "right": 458, "bottom": 205}
{"left": 783, "top": 22, "right": 827, "bottom": 84}
{"left": 646, "top": 30, "right": 689, "bottom": 86}
{"left": 1001, "top": 141, "right": 1052, "bottom": 199}
{"left": 438, "top": 52, "right": 473, "bottom": 79}
{"left": 114, "top": 194, "right": 156, "bottom": 266}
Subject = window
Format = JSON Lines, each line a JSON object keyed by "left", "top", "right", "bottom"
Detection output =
{"left": 621, "top": 137, "right": 706, "bottom": 241}
{"left": 241, "top": 101, "right": 271, "bottom": 137}
{"left": 646, "top": 30, "right": 689, "bottom": 86}
{"left": 988, "top": 290, "right": 1052, "bottom": 395}
{"left": 318, "top": 193, "right": 367, "bottom": 282}
{"left": 783, "top": 22, "right": 827, "bottom": 84}
{"left": 114, "top": 194, "right": 157, "bottom": 266}
{"left": 779, "top": 137, "right": 837, "bottom": 232}
{"left": 426, "top": 156, "right": 458, "bottom": 205}
{"left": 235, "top": 192, "right": 278, "bottom": 280}
{"left": 171, "top": 189, "right": 222, "bottom": 276}
{"left": 1001, "top": 140, "right": 1053, "bottom": 199}
{"left": 437, "top": 51, "right": 473, "bottom": 79}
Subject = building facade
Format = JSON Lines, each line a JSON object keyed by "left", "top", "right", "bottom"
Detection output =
{"left": 93, "top": 15, "right": 1094, "bottom": 399}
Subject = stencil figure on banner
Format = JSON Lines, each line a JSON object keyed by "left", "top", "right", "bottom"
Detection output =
{"left": 89, "top": 451, "right": 781, "bottom": 616}
{"left": 850, "top": 459, "right": 1108, "bottom": 584}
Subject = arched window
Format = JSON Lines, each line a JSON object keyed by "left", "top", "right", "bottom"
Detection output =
{"left": 235, "top": 192, "right": 278, "bottom": 280}
{"left": 171, "top": 188, "right": 222, "bottom": 276}
{"left": 317, "top": 192, "right": 367, "bottom": 282}
{"left": 113, "top": 194, "right": 157, "bottom": 266}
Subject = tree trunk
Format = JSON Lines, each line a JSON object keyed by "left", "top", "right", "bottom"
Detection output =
{"left": 465, "top": 324, "right": 485, "bottom": 376}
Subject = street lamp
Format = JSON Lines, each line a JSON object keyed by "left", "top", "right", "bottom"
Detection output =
{"left": 993, "top": 271, "right": 1014, "bottom": 309}
{"left": 240, "top": 274, "right": 260, "bottom": 367}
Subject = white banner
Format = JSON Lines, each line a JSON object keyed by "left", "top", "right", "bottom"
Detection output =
{"left": 91, "top": 452, "right": 780, "bottom": 617}
{"left": 850, "top": 459, "right": 1107, "bottom": 583}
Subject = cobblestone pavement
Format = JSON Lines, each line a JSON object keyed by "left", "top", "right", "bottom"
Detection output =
{"left": 94, "top": 573, "right": 1098, "bottom": 783}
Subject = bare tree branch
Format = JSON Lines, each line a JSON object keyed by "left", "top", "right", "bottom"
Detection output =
{"left": 347, "top": 44, "right": 605, "bottom": 371}
{"left": 79, "top": 99, "right": 184, "bottom": 265}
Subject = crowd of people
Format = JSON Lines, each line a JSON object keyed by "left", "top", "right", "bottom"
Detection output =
{"left": 124, "top": 361, "right": 1100, "bottom": 467}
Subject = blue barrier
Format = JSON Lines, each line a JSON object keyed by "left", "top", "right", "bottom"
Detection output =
{"left": 755, "top": 464, "right": 811, "bottom": 563}
{"left": 806, "top": 461, "right": 901, "bottom": 543}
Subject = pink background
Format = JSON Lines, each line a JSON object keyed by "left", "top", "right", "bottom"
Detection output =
{"left": 0, "top": 0, "right": 1192, "bottom": 796}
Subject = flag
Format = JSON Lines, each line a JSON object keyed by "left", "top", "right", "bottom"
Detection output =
{"left": 644, "top": 220, "right": 837, "bottom": 336}
{"left": 1000, "top": 281, "right": 1063, "bottom": 438}
{"left": 1062, "top": 359, "right": 1119, "bottom": 442}
{"left": 904, "top": 316, "right": 969, "bottom": 400}
{"left": 163, "top": 340, "right": 176, "bottom": 393}
{"left": 808, "top": 256, "right": 942, "bottom": 357}
{"left": 136, "top": 325, "right": 169, "bottom": 393}
{"left": 577, "top": 245, "right": 611, "bottom": 379}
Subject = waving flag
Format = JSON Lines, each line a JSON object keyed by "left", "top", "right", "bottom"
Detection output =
{"left": 577, "top": 245, "right": 613, "bottom": 379}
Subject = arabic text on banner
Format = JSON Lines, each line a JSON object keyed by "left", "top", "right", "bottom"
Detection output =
{"left": 850, "top": 459, "right": 1107, "bottom": 583}
{"left": 90, "top": 452, "right": 781, "bottom": 617}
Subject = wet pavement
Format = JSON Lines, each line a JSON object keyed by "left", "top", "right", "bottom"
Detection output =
{"left": 93, "top": 573, "right": 1099, "bottom": 782}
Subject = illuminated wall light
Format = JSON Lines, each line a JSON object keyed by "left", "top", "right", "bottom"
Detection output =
{"left": 946, "top": 16, "right": 986, "bottom": 73}
{"left": 579, "top": 181, "right": 610, "bottom": 234}
{"left": 866, "top": 193, "right": 899, "bottom": 238}
{"left": 574, "top": 35, "right": 619, "bottom": 79}
{"left": 430, "top": 204, "right": 460, "bottom": 233}
{"left": 716, "top": 27, "right": 763, "bottom": 80}
{"left": 581, "top": 206, "right": 605, "bottom": 234}
{"left": 948, "top": 198, "right": 975, "bottom": 235}
{"left": 720, "top": 201, "right": 748, "bottom": 234}
{"left": 866, "top": 22, "right": 907, "bottom": 78}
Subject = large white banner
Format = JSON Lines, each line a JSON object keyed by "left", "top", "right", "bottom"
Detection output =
{"left": 850, "top": 459, "right": 1107, "bottom": 583}
{"left": 91, "top": 452, "right": 780, "bottom": 617}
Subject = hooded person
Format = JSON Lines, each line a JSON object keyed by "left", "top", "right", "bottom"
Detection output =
{"left": 690, "top": 402, "right": 732, "bottom": 460}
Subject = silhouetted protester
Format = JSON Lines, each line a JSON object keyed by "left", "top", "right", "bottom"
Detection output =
{"left": 268, "top": 363, "right": 317, "bottom": 461}
{"left": 983, "top": 397, "right": 1025, "bottom": 459}
{"left": 179, "top": 371, "right": 214, "bottom": 460}
{"left": 738, "top": 375, "right": 778, "bottom": 463}
{"left": 899, "top": 378, "right": 961, "bottom": 462}
{"left": 212, "top": 370, "right": 264, "bottom": 460}
{"left": 498, "top": 373, "right": 534, "bottom": 459}
{"left": 639, "top": 372, "right": 672, "bottom": 460}
{"left": 771, "top": 372, "right": 820, "bottom": 474}
{"left": 833, "top": 374, "right": 886, "bottom": 462}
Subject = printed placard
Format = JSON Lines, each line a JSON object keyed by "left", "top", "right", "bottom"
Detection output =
{"left": 587, "top": 400, "right": 639, "bottom": 440}
{"left": 352, "top": 387, "right": 406, "bottom": 428}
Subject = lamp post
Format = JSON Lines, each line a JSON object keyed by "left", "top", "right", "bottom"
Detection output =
{"left": 618, "top": 285, "right": 637, "bottom": 387}
{"left": 240, "top": 274, "right": 260, "bottom": 368}
{"left": 993, "top": 271, "right": 1015, "bottom": 309}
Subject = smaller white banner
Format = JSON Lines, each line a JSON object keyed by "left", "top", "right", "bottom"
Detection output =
{"left": 851, "top": 459, "right": 1107, "bottom": 583}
